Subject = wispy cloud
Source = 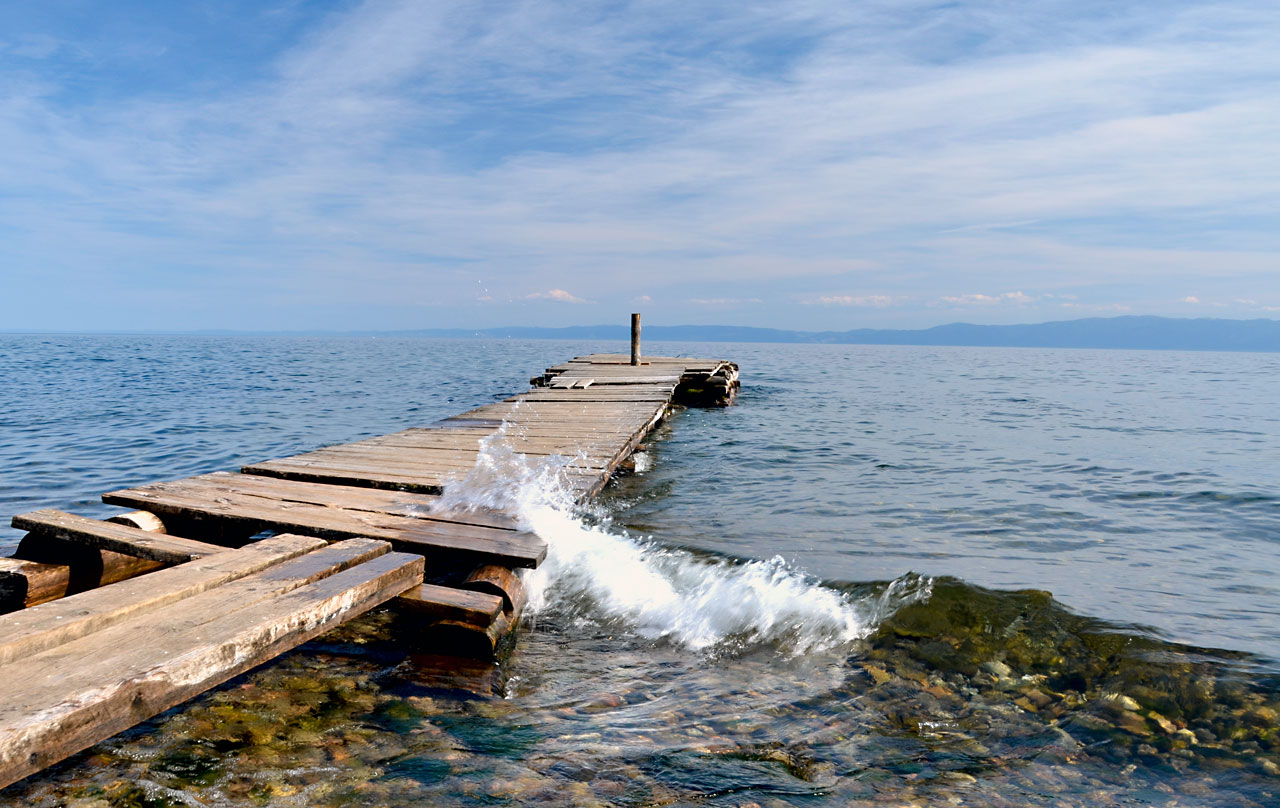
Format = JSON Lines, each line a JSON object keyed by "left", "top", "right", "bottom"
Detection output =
{"left": 688, "top": 297, "right": 763, "bottom": 306}
{"left": 526, "top": 289, "right": 589, "bottom": 303}
{"left": 808, "top": 295, "right": 895, "bottom": 307}
{"left": 942, "top": 291, "right": 1034, "bottom": 306}
{"left": 1, "top": 1, "right": 1277, "bottom": 330}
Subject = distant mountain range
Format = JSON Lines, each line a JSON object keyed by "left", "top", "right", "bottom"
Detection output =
{"left": 377, "top": 316, "right": 1280, "bottom": 352}
{"left": 9, "top": 316, "right": 1280, "bottom": 352}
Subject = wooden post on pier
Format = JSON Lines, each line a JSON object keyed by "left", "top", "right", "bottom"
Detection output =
{"left": 631, "top": 312, "right": 641, "bottom": 366}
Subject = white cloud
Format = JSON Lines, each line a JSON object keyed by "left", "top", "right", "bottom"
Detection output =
{"left": 526, "top": 289, "right": 589, "bottom": 303}
{"left": 688, "top": 297, "right": 763, "bottom": 306}
{"left": 942, "top": 291, "right": 1034, "bottom": 306}
{"left": 1182, "top": 296, "right": 1201, "bottom": 303}
{"left": 809, "top": 295, "right": 894, "bottom": 307}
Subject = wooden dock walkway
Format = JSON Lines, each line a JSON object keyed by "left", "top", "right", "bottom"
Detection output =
{"left": 0, "top": 352, "right": 738, "bottom": 790}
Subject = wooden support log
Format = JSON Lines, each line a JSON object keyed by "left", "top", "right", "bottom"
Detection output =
{"left": 460, "top": 563, "right": 525, "bottom": 614}
{"left": 0, "top": 558, "right": 70, "bottom": 611}
{"left": 107, "top": 510, "right": 166, "bottom": 533}
{"left": 395, "top": 564, "right": 526, "bottom": 659}
{"left": 1, "top": 510, "right": 174, "bottom": 613}
{"left": 419, "top": 611, "right": 514, "bottom": 659}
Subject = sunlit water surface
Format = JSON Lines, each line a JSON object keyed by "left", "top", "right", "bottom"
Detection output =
{"left": 1, "top": 335, "right": 1278, "bottom": 807}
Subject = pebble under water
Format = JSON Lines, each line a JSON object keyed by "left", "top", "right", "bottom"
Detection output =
{"left": 1, "top": 335, "right": 1278, "bottom": 807}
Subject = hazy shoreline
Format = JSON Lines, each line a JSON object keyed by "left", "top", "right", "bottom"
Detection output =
{"left": 5, "top": 315, "right": 1280, "bottom": 352}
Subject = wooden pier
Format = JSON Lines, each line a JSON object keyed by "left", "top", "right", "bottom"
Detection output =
{"left": 0, "top": 351, "right": 738, "bottom": 790}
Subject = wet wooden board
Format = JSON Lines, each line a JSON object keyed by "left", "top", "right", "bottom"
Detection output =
{"left": 396, "top": 583, "right": 504, "bottom": 627}
{"left": 12, "top": 510, "right": 226, "bottom": 565}
{"left": 102, "top": 479, "right": 547, "bottom": 567}
{"left": 0, "top": 541, "right": 423, "bottom": 790}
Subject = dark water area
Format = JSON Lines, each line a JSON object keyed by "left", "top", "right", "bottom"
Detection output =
{"left": 1, "top": 335, "right": 1278, "bottom": 807}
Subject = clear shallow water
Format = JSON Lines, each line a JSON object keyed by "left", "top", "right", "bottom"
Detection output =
{"left": 1, "top": 335, "right": 1279, "bottom": 807}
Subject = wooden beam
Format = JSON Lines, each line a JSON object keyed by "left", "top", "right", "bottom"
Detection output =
{"left": 395, "top": 583, "right": 504, "bottom": 627}
{"left": 12, "top": 510, "right": 226, "bottom": 565}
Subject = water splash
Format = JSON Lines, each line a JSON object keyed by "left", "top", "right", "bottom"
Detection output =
{"left": 435, "top": 429, "right": 931, "bottom": 655}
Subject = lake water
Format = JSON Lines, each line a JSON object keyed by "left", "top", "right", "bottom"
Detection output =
{"left": 1, "top": 335, "right": 1278, "bottom": 807}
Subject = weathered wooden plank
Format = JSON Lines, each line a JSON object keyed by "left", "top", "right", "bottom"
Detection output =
{"left": 513, "top": 392, "right": 672, "bottom": 399}
{"left": 12, "top": 510, "right": 226, "bottom": 565}
{"left": 395, "top": 583, "right": 504, "bottom": 627}
{"left": 549, "top": 378, "right": 680, "bottom": 385}
{"left": 242, "top": 459, "right": 479, "bottom": 487}
{"left": 256, "top": 444, "right": 624, "bottom": 472}
{"left": 511, "top": 395, "right": 672, "bottom": 404}
{"left": 259, "top": 453, "right": 484, "bottom": 477}
{"left": 0, "top": 535, "right": 328, "bottom": 666}
{"left": 0, "top": 539, "right": 394, "bottom": 678}
{"left": 431, "top": 417, "right": 505, "bottom": 429}
{"left": 0, "top": 545, "right": 423, "bottom": 790}
{"left": 459, "top": 402, "right": 663, "bottom": 415}
{"left": 368, "top": 427, "right": 650, "bottom": 445}
{"left": 514, "top": 387, "right": 672, "bottom": 396}
{"left": 264, "top": 445, "right": 615, "bottom": 472}
{"left": 142, "top": 472, "right": 519, "bottom": 531}
{"left": 457, "top": 418, "right": 650, "bottom": 429}
{"left": 102, "top": 484, "right": 547, "bottom": 567}
{"left": 361, "top": 430, "right": 634, "bottom": 453}
{"left": 243, "top": 462, "right": 452, "bottom": 494}
{"left": 313, "top": 436, "right": 630, "bottom": 457}
{"left": 482, "top": 418, "right": 658, "bottom": 431}
{"left": 243, "top": 459, "right": 602, "bottom": 497}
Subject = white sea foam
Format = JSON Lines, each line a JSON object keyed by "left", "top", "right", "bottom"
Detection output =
{"left": 433, "top": 430, "right": 931, "bottom": 655}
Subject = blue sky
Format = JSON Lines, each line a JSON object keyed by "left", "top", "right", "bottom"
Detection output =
{"left": 2, "top": 0, "right": 1277, "bottom": 331}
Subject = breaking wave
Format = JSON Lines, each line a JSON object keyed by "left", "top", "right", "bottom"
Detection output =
{"left": 434, "top": 431, "right": 932, "bottom": 654}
